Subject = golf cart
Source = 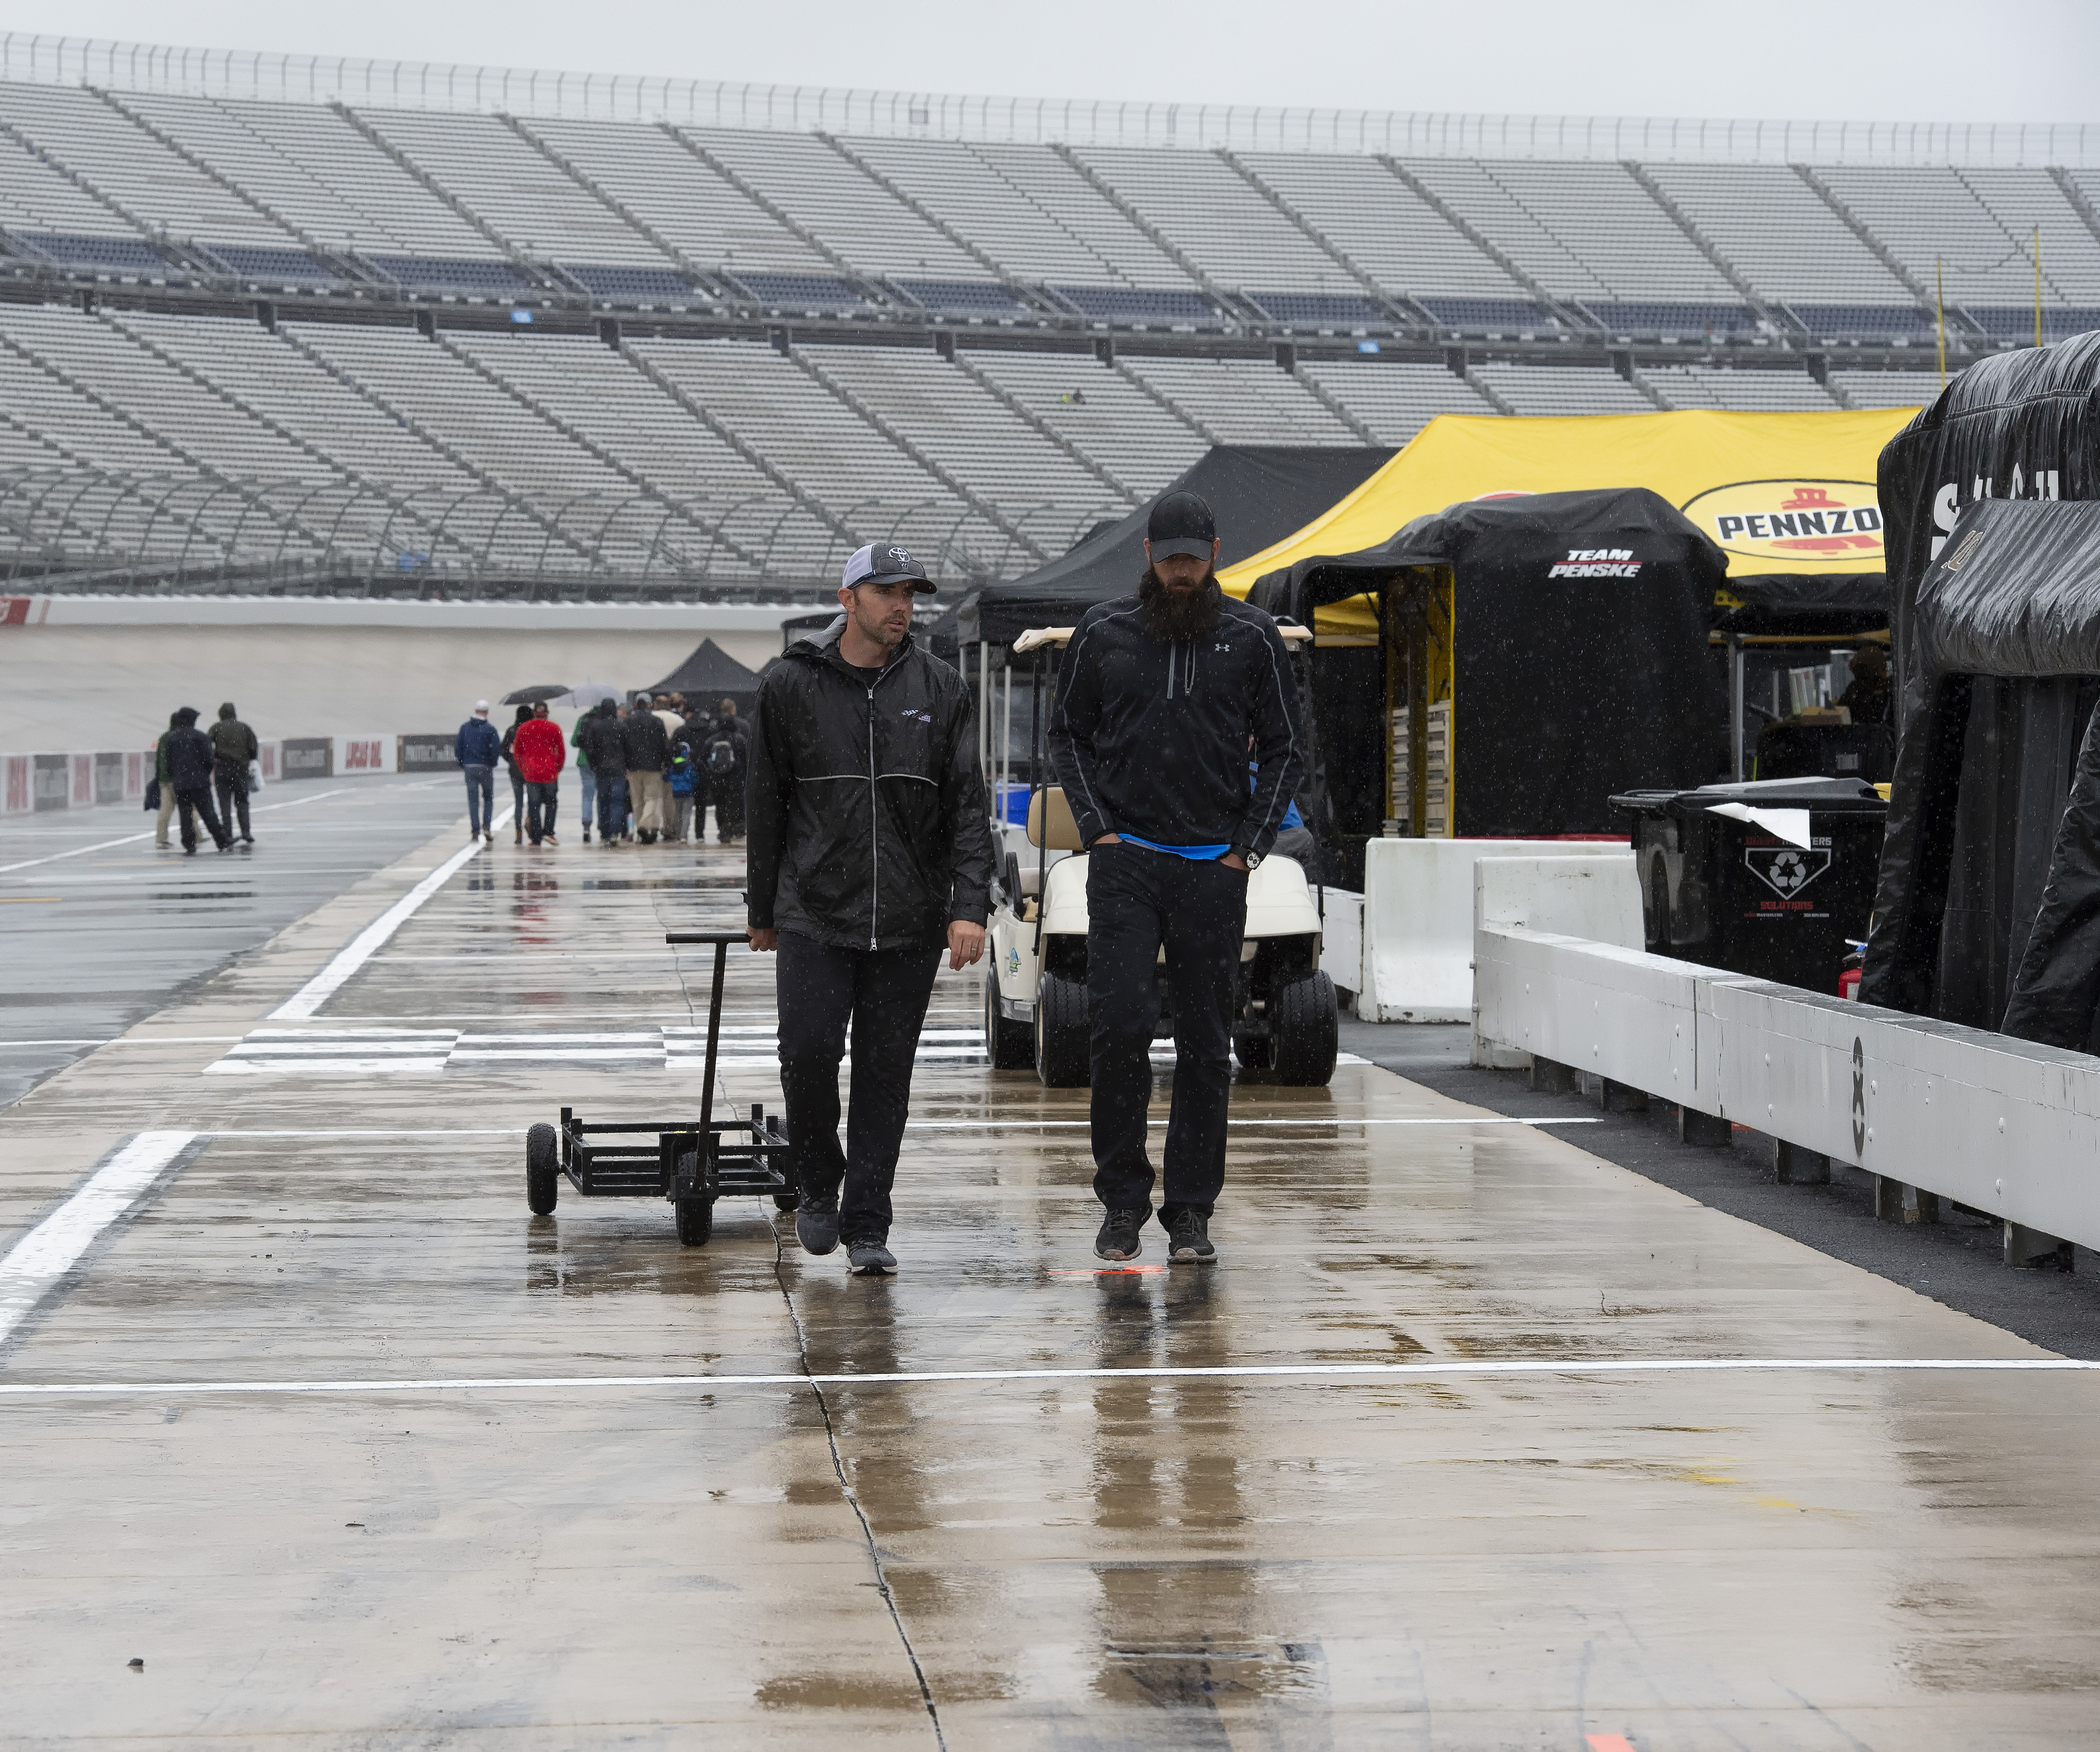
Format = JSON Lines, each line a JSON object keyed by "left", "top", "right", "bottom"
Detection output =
{"left": 981, "top": 625, "right": 1338, "bottom": 1087}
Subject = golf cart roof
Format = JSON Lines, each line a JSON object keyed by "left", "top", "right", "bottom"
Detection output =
{"left": 1012, "top": 623, "right": 1313, "bottom": 653}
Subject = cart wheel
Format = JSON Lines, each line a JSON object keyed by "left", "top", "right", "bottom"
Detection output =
{"left": 984, "top": 972, "right": 1034, "bottom": 1069}
{"left": 1035, "top": 970, "right": 1090, "bottom": 1087}
{"left": 772, "top": 1189, "right": 801, "bottom": 1213}
{"left": 675, "top": 1196, "right": 714, "bottom": 1246}
{"left": 1270, "top": 970, "right": 1339, "bottom": 1087}
{"left": 1232, "top": 1027, "right": 1275, "bottom": 1072}
{"left": 526, "top": 1122, "right": 559, "bottom": 1214}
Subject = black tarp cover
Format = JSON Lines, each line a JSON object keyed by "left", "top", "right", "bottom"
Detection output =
{"left": 1713, "top": 570, "right": 1890, "bottom": 636}
{"left": 1860, "top": 332, "right": 2100, "bottom": 1030}
{"left": 1248, "top": 486, "right": 1727, "bottom": 837}
{"left": 642, "top": 638, "right": 764, "bottom": 710}
{"left": 952, "top": 444, "right": 1392, "bottom": 649}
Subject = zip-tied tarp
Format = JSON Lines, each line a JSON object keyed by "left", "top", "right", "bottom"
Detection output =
{"left": 1861, "top": 332, "right": 2100, "bottom": 1035}
{"left": 1218, "top": 407, "right": 1917, "bottom": 633}
{"left": 1248, "top": 487, "right": 1727, "bottom": 838}
{"left": 1863, "top": 495, "right": 2100, "bottom": 1045}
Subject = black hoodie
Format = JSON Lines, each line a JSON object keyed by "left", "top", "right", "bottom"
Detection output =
{"left": 747, "top": 619, "right": 994, "bottom": 952}
{"left": 1049, "top": 587, "right": 1303, "bottom": 860}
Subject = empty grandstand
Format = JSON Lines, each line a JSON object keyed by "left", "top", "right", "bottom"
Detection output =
{"left": 0, "top": 36, "right": 2090, "bottom": 599}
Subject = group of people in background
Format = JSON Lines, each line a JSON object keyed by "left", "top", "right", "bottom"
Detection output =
{"left": 149, "top": 702, "right": 258, "bottom": 855}
{"left": 454, "top": 691, "right": 749, "bottom": 850}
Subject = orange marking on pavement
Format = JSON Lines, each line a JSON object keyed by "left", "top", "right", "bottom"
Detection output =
{"left": 1049, "top": 1265, "right": 1166, "bottom": 1276}
{"left": 1586, "top": 1736, "right": 1638, "bottom": 1751}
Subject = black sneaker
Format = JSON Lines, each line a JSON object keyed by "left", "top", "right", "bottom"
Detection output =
{"left": 795, "top": 1203, "right": 840, "bottom": 1256}
{"left": 1166, "top": 1209, "right": 1216, "bottom": 1264}
{"left": 847, "top": 1239, "right": 896, "bottom": 1276}
{"left": 1094, "top": 1208, "right": 1147, "bottom": 1261}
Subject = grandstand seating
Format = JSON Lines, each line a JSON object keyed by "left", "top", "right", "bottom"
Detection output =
{"left": 0, "top": 62, "right": 2091, "bottom": 592}
{"left": 1472, "top": 363, "right": 1658, "bottom": 417}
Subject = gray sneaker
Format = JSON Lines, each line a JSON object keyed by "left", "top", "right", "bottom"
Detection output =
{"left": 1094, "top": 1208, "right": 1147, "bottom": 1261}
{"left": 1166, "top": 1209, "right": 1216, "bottom": 1264}
{"left": 847, "top": 1239, "right": 896, "bottom": 1276}
{"left": 795, "top": 1203, "right": 840, "bottom": 1256}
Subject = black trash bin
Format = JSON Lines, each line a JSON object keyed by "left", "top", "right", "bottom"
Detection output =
{"left": 1610, "top": 776, "right": 1887, "bottom": 993}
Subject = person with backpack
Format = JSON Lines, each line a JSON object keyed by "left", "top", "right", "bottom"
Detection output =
{"left": 705, "top": 699, "right": 749, "bottom": 843}
{"left": 569, "top": 707, "right": 596, "bottom": 843}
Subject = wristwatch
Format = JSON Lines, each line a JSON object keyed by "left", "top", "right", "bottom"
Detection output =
{"left": 1235, "top": 847, "right": 1262, "bottom": 870}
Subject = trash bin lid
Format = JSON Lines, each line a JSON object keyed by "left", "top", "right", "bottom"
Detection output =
{"left": 1611, "top": 773, "right": 1886, "bottom": 823}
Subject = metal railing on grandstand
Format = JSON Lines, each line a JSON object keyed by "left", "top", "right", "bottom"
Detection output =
{"left": 4, "top": 33, "right": 2095, "bottom": 166}
{"left": 0, "top": 467, "right": 1104, "bottom": 602}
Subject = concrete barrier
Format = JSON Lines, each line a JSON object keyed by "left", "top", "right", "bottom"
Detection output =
{"left": 1470, "top": 854, "right": 1642, "bottom": 1065}
{"left": 1359, "top": 837, "right": 1630, "bottom": 1021}
{"left": 1475, "top": 923, "right": 2100, "bottom": 1261}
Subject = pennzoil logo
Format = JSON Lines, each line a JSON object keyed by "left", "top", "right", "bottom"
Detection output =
{"left": 1547, "top": 548, "right": 1643, "bottom": 579}
{"left": 1681, "top": 479, "right": 1884, "bottom": 564}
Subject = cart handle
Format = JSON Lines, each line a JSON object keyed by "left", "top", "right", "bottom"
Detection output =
{"left": 665, "top": 932, "right": 749, "bottom": 945}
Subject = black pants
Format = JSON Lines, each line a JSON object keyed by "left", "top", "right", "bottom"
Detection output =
{"left": 525, "top": 780, "right": 559, "bottom": 843}
{"left": 174, "top": 784, "right": 229, "bottom": 851}
{"left": 213, "top": 764, "right": 251, "bottom": 840}
{"left": 715, "top": 771, "right": 746, "bottom": 840}
{"left": 776, "top": 930, "right": 941, "bottom": 1244}
{"left": 1086, "top": 842, "right": 1248, "bottom": 1221}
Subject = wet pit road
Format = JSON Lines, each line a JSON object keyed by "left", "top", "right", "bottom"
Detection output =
{"left": 0, "top": 776, "right": 481, "bottom": 1107}
{"left": 3, "top": 815, "right": 2098, "bottom": 1747}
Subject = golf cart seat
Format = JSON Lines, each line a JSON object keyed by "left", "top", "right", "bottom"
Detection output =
{"left": 1026, "top": 786, "right": 1083, "bottom": 853}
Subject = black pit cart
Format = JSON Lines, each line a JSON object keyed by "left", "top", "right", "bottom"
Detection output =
{"left": 523, "top": 931, "right": 795, "bottom": 1245}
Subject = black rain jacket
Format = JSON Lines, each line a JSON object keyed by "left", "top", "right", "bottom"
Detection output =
{"left": 621, "top": 709, "right": 670, "bottom": 772}
{"left": 747, "top": 622, "right": 994, "bottom": 951}
{"left": 209, "top": 716, "right": 257, "bottom": 771}
{"left": 1049, "top": 588, "right": 1304, "bottom": 859}
{"left": 165, "top": 725, "right": 217, "bottom": 791}
{"left": 577, "top": 710, "right": 625, "bottom": 776}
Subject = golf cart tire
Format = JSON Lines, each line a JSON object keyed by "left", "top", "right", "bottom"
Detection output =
{"left": 1036, "top": 970, "right": 1090, "bottom": 1087}
{"left": 772, "top": 1190, "right": 800, "bottom": 1213}
{"left": 675, "top": 1196, "right": 714, "bottom": 1246}
{"left": 984, "top": 973, "right": 1034, "bottom": 1069}
{"left": 526, "top": 1122, "right": 559, "bottom": 1214}
{"left": 1270, "top": 970, "right": 1339, "bottom": 1086}
{"left": 1231, "top": 1027, "right": 1275, "bottom": 1072}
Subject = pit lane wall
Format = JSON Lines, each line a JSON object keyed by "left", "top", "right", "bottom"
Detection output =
{"left": 1, "top": 733, "right": 454, "bottom": 813}
{"left": 1474, "top": 910, "right": 2100, "bottom": 1261}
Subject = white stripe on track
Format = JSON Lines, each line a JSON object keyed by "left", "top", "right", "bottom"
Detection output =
{"left": 0, "top": 788, "right": 350, "bottom": 876}
{"left": 0, "top": 1132, "right": 196, "bottom": 1346}
{"left": 0, "top": 1355, "right": 2086, "bottom": 1399}
{"left": 271, "top": 809, "right": 512, "bottom": 1020}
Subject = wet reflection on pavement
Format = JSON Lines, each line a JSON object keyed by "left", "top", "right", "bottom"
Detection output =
{"left": 2, "top": 817, "right": 2097, "bottom": 1746}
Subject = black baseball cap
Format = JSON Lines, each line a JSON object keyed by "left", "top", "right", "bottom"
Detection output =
{"left": 1147, "top": 490, "right": 1217, "bottom": 561}
{"left": 842, "top": 542, "right": 935, "bottom": 593}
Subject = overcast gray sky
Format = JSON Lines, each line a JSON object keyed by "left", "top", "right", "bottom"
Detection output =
{"left": 5, "top": 0, "right": 2094, "bottom": 123}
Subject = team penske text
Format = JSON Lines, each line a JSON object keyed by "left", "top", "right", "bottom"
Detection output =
{"left": 1548, "top": 549, "right": 1643, "bottom": 578}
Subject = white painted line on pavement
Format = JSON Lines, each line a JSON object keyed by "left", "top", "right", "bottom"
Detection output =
{"left": 0, "top": 1355, "right": 2086, "bottom": 1399}
{"left": 899, "top": 1116, "right": 1602, "bottom": 1130}
{"left": 0, "top": 1132, "right": 197, "bottom": 1347}
{"left": 271, "top": 808, "right": 512, "bottom": 1020}
{"left": 0, "top": 789, "right": 351, "bottom": 875}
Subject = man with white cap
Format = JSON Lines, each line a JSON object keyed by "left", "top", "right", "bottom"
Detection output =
{"left": 746, "top": 543, "right": 995, "bottom": 1276}
{"left": 455, "top": 699, "right": 502, "bottom": 844}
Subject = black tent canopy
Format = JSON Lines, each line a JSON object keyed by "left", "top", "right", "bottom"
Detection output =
{"left": 642, "top": 638, "right": 764, "bottom": 712}
{"left": 951, "top": 444, "right": 1393, "bottom": 649}
{"left": 1249, "top": 487, "right": 1727, "bottom": 848}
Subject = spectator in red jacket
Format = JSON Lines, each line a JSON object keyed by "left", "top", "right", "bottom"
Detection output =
{"left": 514, "top": 702, "right": 567, "bottom": 848}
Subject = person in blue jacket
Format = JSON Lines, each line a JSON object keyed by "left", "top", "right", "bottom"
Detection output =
{"left": 455, "top": 700, "right": 502, "bottom": 844}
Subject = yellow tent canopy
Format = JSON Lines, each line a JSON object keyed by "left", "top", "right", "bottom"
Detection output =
{"left": 1219, "top": 405, "right": 1920, "bottom": 630}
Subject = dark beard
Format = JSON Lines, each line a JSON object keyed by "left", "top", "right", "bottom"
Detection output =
{"left": 1140, "top": 568, "right": 1222, "bottom": 643}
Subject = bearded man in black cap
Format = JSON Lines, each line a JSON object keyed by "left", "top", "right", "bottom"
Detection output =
{"left": 1048, "top": 490, "right": 1303, "bottom": 1265}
